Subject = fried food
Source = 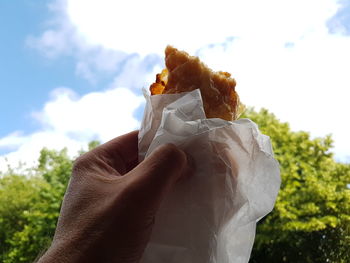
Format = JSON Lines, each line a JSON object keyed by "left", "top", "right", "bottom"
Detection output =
{"left": 150, "top": 46, "right": 243, "bottom": 121}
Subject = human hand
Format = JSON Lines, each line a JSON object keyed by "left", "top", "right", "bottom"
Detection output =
{"left": 38, "top": 130, "right": 192, "bottom": 263}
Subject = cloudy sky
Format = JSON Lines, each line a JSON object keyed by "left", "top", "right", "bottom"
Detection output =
{"left": 1, "top": 0, "right": 349, "bottom": 170}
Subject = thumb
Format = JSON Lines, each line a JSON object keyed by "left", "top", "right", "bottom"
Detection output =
{"left": 126, "top": 144, "right": 189, "bottom": 211}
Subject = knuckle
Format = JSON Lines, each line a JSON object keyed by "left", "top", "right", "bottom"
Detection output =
{"left": 73, "top": 155, "right": 86, "bottom": 169}
{"left": 158, "top": 144, "right": 187, "bottom": 165}
{"left": 72, "top": 153, "right": 91, "bottom": 175}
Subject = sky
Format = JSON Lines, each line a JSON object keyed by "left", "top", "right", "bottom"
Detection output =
{"left": 0, "top": 0, "right": 350, "bottom": 170}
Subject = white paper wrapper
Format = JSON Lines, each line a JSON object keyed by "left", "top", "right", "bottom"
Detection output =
{"left": 138, "top": 89, "right": 281, "bottom": 263}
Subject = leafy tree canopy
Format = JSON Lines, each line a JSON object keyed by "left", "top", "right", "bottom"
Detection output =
{"left": 242, "top": 109, "right": 350, "bottom": 263}
{"left": 0, "top": 148, "right": 73, "bottom": 263}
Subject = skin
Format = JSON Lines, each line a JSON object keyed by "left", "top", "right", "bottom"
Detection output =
{"left": 38, "top": 130, "right": 193, "bottom": 263}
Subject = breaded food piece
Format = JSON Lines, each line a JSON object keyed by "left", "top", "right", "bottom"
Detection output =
{"left": 150, "top": 46, "right": 243, "bottom": 121}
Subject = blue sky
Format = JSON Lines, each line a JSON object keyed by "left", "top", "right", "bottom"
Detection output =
{"left": 1, "top": 0, "right": 350, "bottom": 168}
{"left": 328, "top": 0, "right": 350, "bottom": 35}
{"left": 0, "top": 0, "right": 86, "bottom": 137}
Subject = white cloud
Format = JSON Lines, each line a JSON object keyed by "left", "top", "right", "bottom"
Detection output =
{"left": 65, "top": 0, "right": 338, "bottom": 54}
{"left": 111, "top": 54, "right": 163, "bottom": 90}
{"left": 327, "top": 0, "right": 350, "bottom": 35}
{"left": 0, "top": 131, "right": 84, "bottom": 172}
{"left": 26, "top": 0, "right": 143, "bottom": 83}
{"left": 0, "top": 87, "right": 143, "bottom": 171}
{"left": 28, "top": 0, "right": 342, "bottom": 56}
{"left": 0, "top": 132, "right": 29, "bottom": 150}
{"left": 23, "top": 0, "right": 350, "bottom": 161}
{"left": 26, "top": 0, "right": 77, "bottom": 58}
{"left": 196, "top": 35, "right": 350, "bottom": 161}
{"left": 27, "top": 11, "right": 162, "bottom": 87}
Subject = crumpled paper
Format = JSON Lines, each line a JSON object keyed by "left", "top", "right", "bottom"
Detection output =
{"left": 138, "top": 89, "right": 281, "bottom": 263}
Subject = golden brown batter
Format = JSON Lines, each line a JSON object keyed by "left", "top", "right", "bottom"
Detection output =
{"left": 150, "top": 46, "right": 243, "bottom": 121}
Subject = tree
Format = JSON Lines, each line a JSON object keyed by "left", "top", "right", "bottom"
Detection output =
{"left": 0, "top": 173, "right": 46, "bottom": 262}
{"left": 243, "top": 109, "right": 350, "bottom": 263}
{"left": 0, "top": 148, "right": 73, "bottom": 263}
{"left": 0, "top": 141, "right": 102, "bottom": 262}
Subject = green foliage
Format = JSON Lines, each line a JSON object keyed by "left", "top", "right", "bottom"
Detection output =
{"left": 242, "top": 109, "right": 350, "bottom": 263}
{"left": 0, "top": 110, "right": 349, "bottom": 262}
{"left": 0, "top": 174, "right": 44, "bottom": 262}
{"left": 88, "top": 140, "right": 101, "bottom": 151}
{"left": 0, "top": 148, "right": 73, "bottom": 263}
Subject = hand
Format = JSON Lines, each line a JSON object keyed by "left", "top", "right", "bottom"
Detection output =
{"left": 38, "top": 130, "right": 192, "bottom": 263}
